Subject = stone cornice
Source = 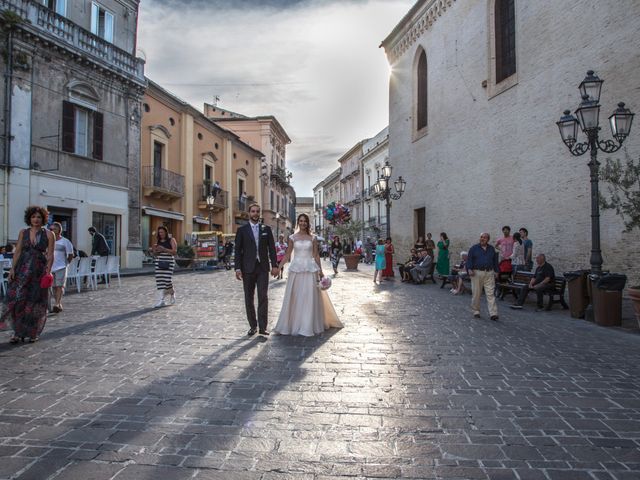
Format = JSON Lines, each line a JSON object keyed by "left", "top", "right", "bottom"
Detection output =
{"left": 380, "top": 0, "right": 457, "bottom": 65}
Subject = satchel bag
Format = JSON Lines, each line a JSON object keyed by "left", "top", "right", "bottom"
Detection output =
{"left": 40, "top": 273, "right": 54, "bottom": 289}
{"left": 157, "top": 260, "right": 172, "bottom": 270}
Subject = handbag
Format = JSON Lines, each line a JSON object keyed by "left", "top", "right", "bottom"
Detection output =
{"left": 40, "top": 273, "right": 54, "bottom": 289}
{"left": 157, "top": 260, "right": 171, "bottom": 270}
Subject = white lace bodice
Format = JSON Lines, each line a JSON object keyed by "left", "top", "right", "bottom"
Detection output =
{"left": 288, "top": 237, "right": 319, "bottom": 273}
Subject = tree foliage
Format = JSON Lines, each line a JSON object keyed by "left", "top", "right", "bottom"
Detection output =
{"left": 600, "top": 152, "right": 640, "bottom": 232}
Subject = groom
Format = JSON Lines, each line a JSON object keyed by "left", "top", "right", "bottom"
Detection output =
{"left": 235, "top": 203, "right": 279, "bottom": 336}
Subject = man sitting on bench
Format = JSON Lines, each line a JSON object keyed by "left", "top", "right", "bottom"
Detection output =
{"left": 410, "top": 250, "right": 433, "bottom": 284}
{"left": 510, "top": 254, "right": 555, "bottom": 311}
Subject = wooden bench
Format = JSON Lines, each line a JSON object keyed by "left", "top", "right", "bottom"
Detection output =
{"left": 498, "top": 270, "right": 569, "bottom": 310}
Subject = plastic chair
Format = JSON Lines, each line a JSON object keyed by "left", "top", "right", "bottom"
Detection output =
{"left": 106, "top": 256, "right": 121, "bottom": 287}
{"left": 93, "top": 256, "right": 109, "bottom": 287}
{"left": 65, "top": 257, "right": 80, "bottom": 290}
{"left": 0, "top": 259, "right": 11, "bottom": 296}
{"left": 75, "top": 257, "right": 95, "bottom": 292}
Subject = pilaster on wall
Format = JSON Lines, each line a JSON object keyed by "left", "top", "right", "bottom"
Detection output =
{"left": 126, "top": 93, "right": 143, "bottom": 268}
{"left": 224, "top": 139, "right": 233, "bottom": 233}
{"left": 181, "top": 112, "right": 194, "bottom": 236}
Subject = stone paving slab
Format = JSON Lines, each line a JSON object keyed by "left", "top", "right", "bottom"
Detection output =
{"left": 0, "top": 262, "right": 639, "bottom": 479}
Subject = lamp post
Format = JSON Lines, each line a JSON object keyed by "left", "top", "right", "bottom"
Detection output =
{"left": 206, "top": 195, "right": 216, "bottom": 230}
{"left": 556, "top": 70, "right": 634, "bottom": 275}
{"left": 373, "top": 160, "right": 406, "bottom": 239}
{"left": 275, "top": 212, "right": 281, "bottom": 240}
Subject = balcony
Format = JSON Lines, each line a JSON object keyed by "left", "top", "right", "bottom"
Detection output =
{"left": 233, "top": 196, "right": 251, "bottom": 219}
{"left": 197, "top": 183, "right": 228, "bottom": 212}
{"left": 0, "top": 0, "right": 145, "bottom": 84}
{"left": 270, "top": 165, "right": 292, "bottom": 187}
{"left": 142, "top": 166, "right": 184, "bottom": 200}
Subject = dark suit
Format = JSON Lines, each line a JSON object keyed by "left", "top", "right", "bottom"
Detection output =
{"left": 234, "top": 222, "right": 277, "bottom": 331}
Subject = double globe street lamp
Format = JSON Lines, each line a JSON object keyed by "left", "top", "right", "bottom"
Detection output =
{"left": 556, "top": 70, "right": 634, "bottom": 275}
{"left": 373, "top": 160, "right": 406, "bottom": 239}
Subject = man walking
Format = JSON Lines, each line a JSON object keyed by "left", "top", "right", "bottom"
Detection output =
{"left": 467, "top": 232, "right": 499, "bottom": 321}
{"left": 235, "top": 203, "right": 278, "bottom": 336}
{"left": 88, "top": 227, "right": 110, "bottom": 257}
{"left": 51, "top": 222, "right": 74, "bottom": 313}
{"left": 510, "top": 254, "right": 555, "bottom": 311}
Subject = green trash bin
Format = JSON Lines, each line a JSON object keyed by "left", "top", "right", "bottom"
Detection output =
{"left": 589, "top": 274, "right": 627, "bottom": 327}
{"left": 564, "top": 270, "right": 590, "bottom": 319}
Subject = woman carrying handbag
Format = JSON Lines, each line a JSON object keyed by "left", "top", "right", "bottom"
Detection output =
{"left": 152, "top": 226, "right": 177, "bottom": 308}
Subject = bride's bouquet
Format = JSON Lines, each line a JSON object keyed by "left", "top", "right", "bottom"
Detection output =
{"left": 318, "top": 276, "right": 332, "bottom": 290}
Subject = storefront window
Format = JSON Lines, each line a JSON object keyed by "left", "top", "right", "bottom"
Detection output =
{"left": 92, "top": 212, "right": 120, "bottom": 256}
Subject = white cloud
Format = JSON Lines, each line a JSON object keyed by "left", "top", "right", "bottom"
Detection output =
{"left": 138, "top": 0, "right": 413, "bottom": 195}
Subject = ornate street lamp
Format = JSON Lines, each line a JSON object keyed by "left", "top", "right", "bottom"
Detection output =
{"left": 275, "top": 212, "right": 281, "bottom": 241}
{"left": 374, "top": 160, "right": 406, "bottom": 239}
{"left": 556, "top": 70, "right": 635, "bottom": 275}
{"left": 206, "top": 194, "right": 216, "bottom": 230}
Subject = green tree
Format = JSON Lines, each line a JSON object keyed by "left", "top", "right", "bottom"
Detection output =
{"left": 600, "top": 152, "right": 640, "bottom": 232}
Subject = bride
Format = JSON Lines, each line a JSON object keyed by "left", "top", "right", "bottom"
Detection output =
{"left": 272, "top": 213, "right": 343, "bottom": 336}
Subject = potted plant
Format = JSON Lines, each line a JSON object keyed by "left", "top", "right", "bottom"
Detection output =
{"left": 600, "top": 152, "right": 640, "bottom": 326}
{"left": 335, "top": 220, "right": 365, "bottom": 271}
{"left": 176, "top": 241, "right": 195, "bottom": 268}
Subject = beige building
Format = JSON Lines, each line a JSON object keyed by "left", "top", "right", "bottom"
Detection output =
{"left": 318, "top": 167, "right": 342, "bottom": 239}
{"left": 381, "top": 0, "right": 640, "bottom": 278}
{"left": 141, "top": 81, "right": 264, "bottom": 251}
{"left": 294, "top": 196, "right": 314, "bottom": 233}
{"left": 339, "top": 142, "right": 363, "bottom": 226}
{"left": 204, "top": 104, "right": 295, "bottom": 237}
{"left": 361, "top": 127, "right": 389, "bottom": 240}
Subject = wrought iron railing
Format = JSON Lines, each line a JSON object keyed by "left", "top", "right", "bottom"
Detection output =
{"left": 199, "top": 184, "right": 228, "bottom": 208}
{"left": 0, "top": 0, "right": 145, "bottom": 83}
{"left": 142, "top": 166, "right": 184, "bottom": 197}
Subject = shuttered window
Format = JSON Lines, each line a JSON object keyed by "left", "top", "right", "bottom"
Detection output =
{"left": 416, "top": 50, "right": 428, "bottom": 131}
{"left": 61, "top": 101, "right": 104, "bottom": 160}
{"left": 495, "top": 0, "right": 516, "bottom": 83}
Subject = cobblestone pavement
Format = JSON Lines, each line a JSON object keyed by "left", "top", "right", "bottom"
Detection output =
{"left": 1, "top": 262, "right": 640, "bottom": 480}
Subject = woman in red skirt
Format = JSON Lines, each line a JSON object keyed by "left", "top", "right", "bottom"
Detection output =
{"left": 382, "top": 237, "right": 395, "bottom": 279}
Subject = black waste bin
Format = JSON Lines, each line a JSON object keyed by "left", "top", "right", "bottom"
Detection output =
{"left": 564, "top": 270, "right": 590, "bottom": 319}
{"left": 589, "top": 273, "right": 627, "bottom": 327}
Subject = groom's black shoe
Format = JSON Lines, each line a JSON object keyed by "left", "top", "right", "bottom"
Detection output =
{"left": 258, "top": 330, "right": 269, "bottom": 336}
{"left": 248, "top": 328, "right": 257, "bottom": 336}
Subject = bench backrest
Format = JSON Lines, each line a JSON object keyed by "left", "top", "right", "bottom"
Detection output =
{"left": 513, "top": 271, "right": 534, "bottom": 284}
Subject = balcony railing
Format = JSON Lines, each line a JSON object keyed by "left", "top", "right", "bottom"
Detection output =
{"left": 199, "top": 184, "right": 228, "bottom": 209}
{"left": 0, "top": 0, "right": 145, "bottom": 83}
{"left": 142, "top": 166, "right": 184, "bottom": 198}
{"left": 233, "top": 196, "right": 251, "bottom": 214}
{"left": 270, "top": 165, "right": 292, "bottom": 186}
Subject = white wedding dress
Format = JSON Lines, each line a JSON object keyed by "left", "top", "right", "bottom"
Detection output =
{"left": 273, "top": 236, "right": 343, "bottom": 336}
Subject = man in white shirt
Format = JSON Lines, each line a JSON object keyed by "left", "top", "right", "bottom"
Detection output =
{"left": 51, "top": 222, "right": 74, "bottom": 313}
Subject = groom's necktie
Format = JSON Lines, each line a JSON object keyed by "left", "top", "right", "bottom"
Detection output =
{"left": 251, "top": 223, "right": 260, "bottom": 262}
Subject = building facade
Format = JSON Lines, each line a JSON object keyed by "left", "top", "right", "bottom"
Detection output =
{"left": 141, "top": 81, "right": 264, "bottom": 250}
{"left": 320, "top": 167, "right": 342, "bottom": 239}
{"left": 203, "top": 104, "right": 295, "bottom": 236}
{"left": 361, "top": 127, "right": 389, "bottom": 241}
{"left": 0, "top": 0, "right": 146, "bottom": 266}
{"left": 312, "top": 181, "right": 324, "bottom": 236}
{"left": 338, "top": 142, "right": 363, "bottom": 224}
{"left": 294, "top": 196, "right": 314, "bottom": 233}
{"left": 381, "top": 0, "right": 640, "bottom": 277}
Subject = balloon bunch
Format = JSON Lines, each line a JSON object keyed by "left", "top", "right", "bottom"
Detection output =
{"left": 323, "top": 202, "right": 351, "bottom": 225}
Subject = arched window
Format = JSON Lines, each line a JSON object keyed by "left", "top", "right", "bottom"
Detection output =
{"left": 416, "top": 50, "right": 428, "bottom": 131}
{"left": 495, "top": 0, "right": 516, "bottom": 82}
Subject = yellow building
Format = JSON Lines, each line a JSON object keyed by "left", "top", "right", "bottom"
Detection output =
{"left": 140, "top": 80, "right": 264, "bottom": 251}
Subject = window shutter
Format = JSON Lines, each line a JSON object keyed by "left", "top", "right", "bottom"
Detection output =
{"left": 93, "top": 111, "right": 103, "bottom": 160}
{"left": 62, "top": 101, "right": 75, "bottom": 153}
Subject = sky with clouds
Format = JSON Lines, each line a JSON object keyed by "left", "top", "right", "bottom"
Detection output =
{"left": 137, "top": 0, "right": 414, "bottom": 196}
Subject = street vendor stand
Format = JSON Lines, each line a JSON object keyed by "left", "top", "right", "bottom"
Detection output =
{"left": 191, "top": 231, "right": 223, "bottom": 269}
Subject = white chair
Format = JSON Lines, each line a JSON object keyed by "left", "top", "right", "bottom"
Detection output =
{"left": 106, "top": 255, "right": 121, "bottom": 287}
{"left": 93, "top": 256, "right": 109, "bottom": 287}
{"left": 65, "top": 257, "right": 80, "bottom": 290}
{"left": 0, "top": 259, "right": 11, "bottom": 296}
{"left": 75, "top": 257, "right": 95, "bottom": 292}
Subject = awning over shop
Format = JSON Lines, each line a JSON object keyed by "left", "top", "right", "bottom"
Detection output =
{"left": 193, "top": 215, "right": 209, "bottom": 225}
{"left": 143, "top": 206, "right": 184, "bottom": 221}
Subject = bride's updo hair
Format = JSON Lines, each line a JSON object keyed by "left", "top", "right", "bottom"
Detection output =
{"left": 296, "top": 213, "right": 311, "bottom": 235}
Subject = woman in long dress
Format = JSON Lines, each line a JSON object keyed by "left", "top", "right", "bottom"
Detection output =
{"left": 1, "top": 206, "right": 55, "bottom": 344}
{"left": 436, "top": 232, "right": 450, "bottom": 276}
{"left": 273, "top": 213, "right": 343, "bottom": 336}
{"left": 381, "top": 237, "right": 395, "bottom": 279}
{"left": 152, "top": 226, "right": 177, "bottom": 308}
